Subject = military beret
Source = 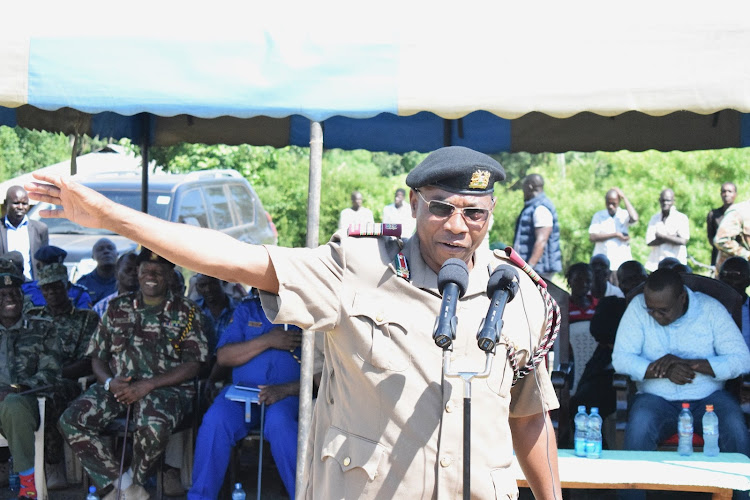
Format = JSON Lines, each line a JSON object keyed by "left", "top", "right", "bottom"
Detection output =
{"left": 405, "top": 146, "right": 505, "bottom": 195}
{"left": 34, "top": 245, "right": 67, "bottom": 264}
{"left": 37, "top": 262, "right": 69, "bottom": 286}
{"left": 136, "top": 247, "right": 175, "bottom": 268}
{"left": 2, "top": 251, "right": 24, "bottom": 273}
{"left": 0, "top": 258, "right": 24, "bottom": 288}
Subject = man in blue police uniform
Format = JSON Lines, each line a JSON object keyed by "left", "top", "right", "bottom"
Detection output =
{"left": 188, "top": 290, "right": 302, "bottom": 499}
{"left": 29, "top": 146, "right": 562, "bottom": 499}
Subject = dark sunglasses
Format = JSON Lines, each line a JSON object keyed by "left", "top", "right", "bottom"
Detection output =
{"left": 415, "top": 190, "right": 492, "bottom": 223}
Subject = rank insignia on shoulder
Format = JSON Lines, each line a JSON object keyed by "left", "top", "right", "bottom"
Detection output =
{"left": 247, "top": 321, "right": 262, "bottom": 327}
{"left": 347, "top": 223, "right": 402, "bottom": 237}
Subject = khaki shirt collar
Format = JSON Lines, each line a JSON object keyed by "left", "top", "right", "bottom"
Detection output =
{"left": 401, "top": 236, "right": 492, "bottom": 298}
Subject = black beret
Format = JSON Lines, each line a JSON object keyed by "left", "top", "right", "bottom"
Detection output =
{"left": 0, "top": 259, "right": 24, "bottom": 288}
{"left": 136, "top": 247, "right": 175, "bottom": 268}
{"left": 406, "top": 146, "right": 505, "bottom": 195}
{"left": 34, "top": 245, "right": 67, "bottom": 264}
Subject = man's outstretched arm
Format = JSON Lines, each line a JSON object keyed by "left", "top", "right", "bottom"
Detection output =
{"left": 27, "top": 174, "right": 279, "bottom": 293}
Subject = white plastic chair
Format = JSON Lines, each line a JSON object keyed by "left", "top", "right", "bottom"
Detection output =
{"left": 0, "top": 397, "right": 47, "bottom": 500}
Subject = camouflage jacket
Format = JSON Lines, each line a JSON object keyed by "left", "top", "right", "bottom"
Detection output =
{"left": 0, "top": 314, "right": 61, "bottom": 389}
{"left": 28, "top": 304, "right": 99, "bottom": 367}
{"left": 86, "top": 290, "right": 208, "bottom": 387}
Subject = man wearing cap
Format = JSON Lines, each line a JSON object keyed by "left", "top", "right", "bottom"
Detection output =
{"left": 0, "top": 258, "right": 60, "bottom": 499}
{"left": 513, "top": 174, "right": 562, "bottom": 280}
{"left": 59, "top": 248, "right": 209, "bottom": 500}
{"left": 28, "top": 246, "right": 93, "bottom": 309}
{"left": 28, "top": 263, "right": 100, "bottom": 490}
{"left": 0, "top": 186, "right": 48, "bottom": 281}
{"left": 29, "top": 146, "right": 561, "bottom": 499}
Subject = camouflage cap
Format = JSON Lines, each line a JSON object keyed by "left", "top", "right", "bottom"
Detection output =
{"left": 37, "top": 262, "right": 69, "bottom": 286}
{"left": 0, "top": 258, "right": 24, "bottom": 288}
{"left": 2, "top": 251, "right": 24, "bottom": 274}
{"left": 135, "top": 247, "right": 175, "bottom": 268}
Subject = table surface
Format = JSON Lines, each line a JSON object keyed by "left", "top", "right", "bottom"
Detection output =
{"left": 512, "top": 449, "right": 750, "bottom": 492}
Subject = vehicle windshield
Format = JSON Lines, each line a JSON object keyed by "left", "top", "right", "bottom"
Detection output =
{"left": 29, "top": 190, "right": 171, "bottom": 235}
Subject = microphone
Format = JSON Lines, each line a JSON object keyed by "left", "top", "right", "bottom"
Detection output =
{"left": 433, "top": 258, "right": 470, "bottom": 349}
{"left": 476, "top": 265, "right": 520, "bottom": 352}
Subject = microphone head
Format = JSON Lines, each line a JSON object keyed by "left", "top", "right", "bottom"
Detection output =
{"left": 487, "top": 265, "right": 520, "bottom": 301}
{"left": 438, "top": 258, "right": 470, "bottom": 298}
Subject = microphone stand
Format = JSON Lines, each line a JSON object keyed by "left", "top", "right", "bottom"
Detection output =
{"left": 443, "top": 349, "right": 494, "bottom": 500}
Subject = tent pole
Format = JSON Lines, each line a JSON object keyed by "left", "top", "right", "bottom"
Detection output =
{"left": 140, "top": 114, "right": 151, "bottom": 214}
{"left": 296, "top": 120, "right": 323, "bottom": 499}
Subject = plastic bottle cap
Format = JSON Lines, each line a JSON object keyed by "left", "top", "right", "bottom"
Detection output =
{"left": 682, "top": 402, "right": 690, "bottom": 409}
{"left": 89, "top": 486, "right": 96, "bottom": 493}
{"left": 578, "top": 405, "right": 586, "bottom": 412}
{"left": 591, "top": 407, "right": 599, "bottom": 414}
{"left": 235, "top": 483, "right": 242, "bottom": 489}
{"left": 706, "top": 404, "right": 714, "bottom": 411}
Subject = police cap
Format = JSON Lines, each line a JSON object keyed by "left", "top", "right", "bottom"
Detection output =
{"left": 136, "top": 248, "right": 175, "bottom": 268}
{"left": 37, "top": 262, "right": 69, "bottom": 286}
{"left": 405, "top": 146, "right": 505, "bottom": 195}
{"left": 0, "top": 259, "right": 24, "bottom": 288}
{"left": 34, "top": 245, "right": 67, "bottom": 265}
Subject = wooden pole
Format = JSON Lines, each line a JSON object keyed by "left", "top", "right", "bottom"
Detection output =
{"left": 296, "top": 121, "right": 323, "bottom": 499}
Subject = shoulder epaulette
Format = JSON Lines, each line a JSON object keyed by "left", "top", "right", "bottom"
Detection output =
{"left": 25, "top": 314, "right": 53, "bottom": 323}
{"left": 347, "top": 223, "right": 402, "bottom": 238}
{"left": 26, "top": 306, "right": 46, "bottom": 315}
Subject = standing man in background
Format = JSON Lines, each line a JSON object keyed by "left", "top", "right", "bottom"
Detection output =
{"left": 514, "top": 173, "right": 562, "bottom": 280}
{"left": 645, "top": 189, "right": 690, "bottom": 272}
{"left": 0, "top": 186, "right": 48, "bottom": 281}
{"left": 706, "top": 182, "right": 737, "bottom": 270}
{"left": 382, "top": 188, "right": 416, "bottom": 237}
{"left": 588, "top": 187, "right": 639, "bottom": 272}
{"left": 338, "top": 190, "right": 374, "bottom": 231}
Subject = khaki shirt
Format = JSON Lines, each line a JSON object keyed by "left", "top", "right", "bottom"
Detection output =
{"left": 261, "top": 233, "right": 558, "bottom": 499}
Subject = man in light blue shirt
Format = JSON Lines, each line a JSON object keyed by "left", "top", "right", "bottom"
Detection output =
{"left": 613, "top": 268, "right": 750, "bottom": 464}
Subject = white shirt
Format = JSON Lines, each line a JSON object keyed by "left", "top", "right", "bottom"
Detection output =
{"left": 382, "top": 202, "right": 416, "bottom": 237}
{"left": 645, "top": 207, "right": 690, "bottom": 271}
{"left": 589, "top": 207, "right": 634, "bottom": 270}
{"left": 5, "top": 216, "right": 31, "bottom": 280}
{"left": 533, "top": 205, "right": 553, "bottom": 228}
{"left": 338, "top": 207, "right": 374, "bottom": 231}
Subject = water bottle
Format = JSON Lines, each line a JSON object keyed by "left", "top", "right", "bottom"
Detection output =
{"left": 231, "top": 483, "right": 246, "bottom": 500}
{"left": 585, "top": 407, "right": 603, "bottom": 458}
{"left": 678, "top": 402, "right": 694, "bottom": 456}
{"left": 86, "top": 485, "right": 100, "bottom": 500}
{"left": 702, "top": 404, "right": 720, "bottom": 457}
{"left": 574, "top": 405, "right": 589, "bottom": 457}
{"left": 8, "top": 456, "right": 19, "bottom": 492}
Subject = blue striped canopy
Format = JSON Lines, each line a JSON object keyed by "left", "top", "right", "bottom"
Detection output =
{"left": 2, "top": 2, "right": 750, "bottom": 153}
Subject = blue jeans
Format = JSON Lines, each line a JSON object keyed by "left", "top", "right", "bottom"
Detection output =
{"left": 188, "top": 387, "right": 299, "bottom": 500}
{"left": 620, "top": 390, "right": 750, "bottom": 500}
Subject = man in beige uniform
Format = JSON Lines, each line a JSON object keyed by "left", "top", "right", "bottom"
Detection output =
{"left": 27, "top": 146, "right": 561, "bottom": 499}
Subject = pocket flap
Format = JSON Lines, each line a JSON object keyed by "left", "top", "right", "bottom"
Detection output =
{"left": 321, "top": 426, "right": 386, "bottom": 481}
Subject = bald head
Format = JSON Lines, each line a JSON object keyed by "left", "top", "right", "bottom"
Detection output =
{"left": 522, "top": 174, "right": 545, "bottom": 201}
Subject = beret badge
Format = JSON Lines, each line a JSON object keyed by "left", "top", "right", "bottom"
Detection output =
{"left": 468, "top": 170, "right": 491, "bottom": 190}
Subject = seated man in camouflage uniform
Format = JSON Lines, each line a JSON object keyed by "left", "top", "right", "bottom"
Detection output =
{"left": 29, "top": 263, "right": 99, "bottom": 490}
{"left": 0, "top": 259, "right": 61, "bottom": 499}
{"left": 59, "top": 248, "right": 208, "bottom": 500}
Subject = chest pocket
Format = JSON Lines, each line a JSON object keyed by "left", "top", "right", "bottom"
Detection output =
{"left": 349, "top": 293, "right": 411, "bottom": 372}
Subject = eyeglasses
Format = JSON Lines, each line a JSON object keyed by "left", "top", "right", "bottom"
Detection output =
{"left": 415, "top": 190, "right": 492, "bottom": 224}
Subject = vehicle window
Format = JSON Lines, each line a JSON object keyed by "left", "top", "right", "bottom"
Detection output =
{"left": 176, "top": 189, "right": 208, "bottom": 228}
{"left": 229, "top": 184, "right": 256, "bottom": 226}
{"left": 204, "top": 186, "right": 234, "bottom": 230}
